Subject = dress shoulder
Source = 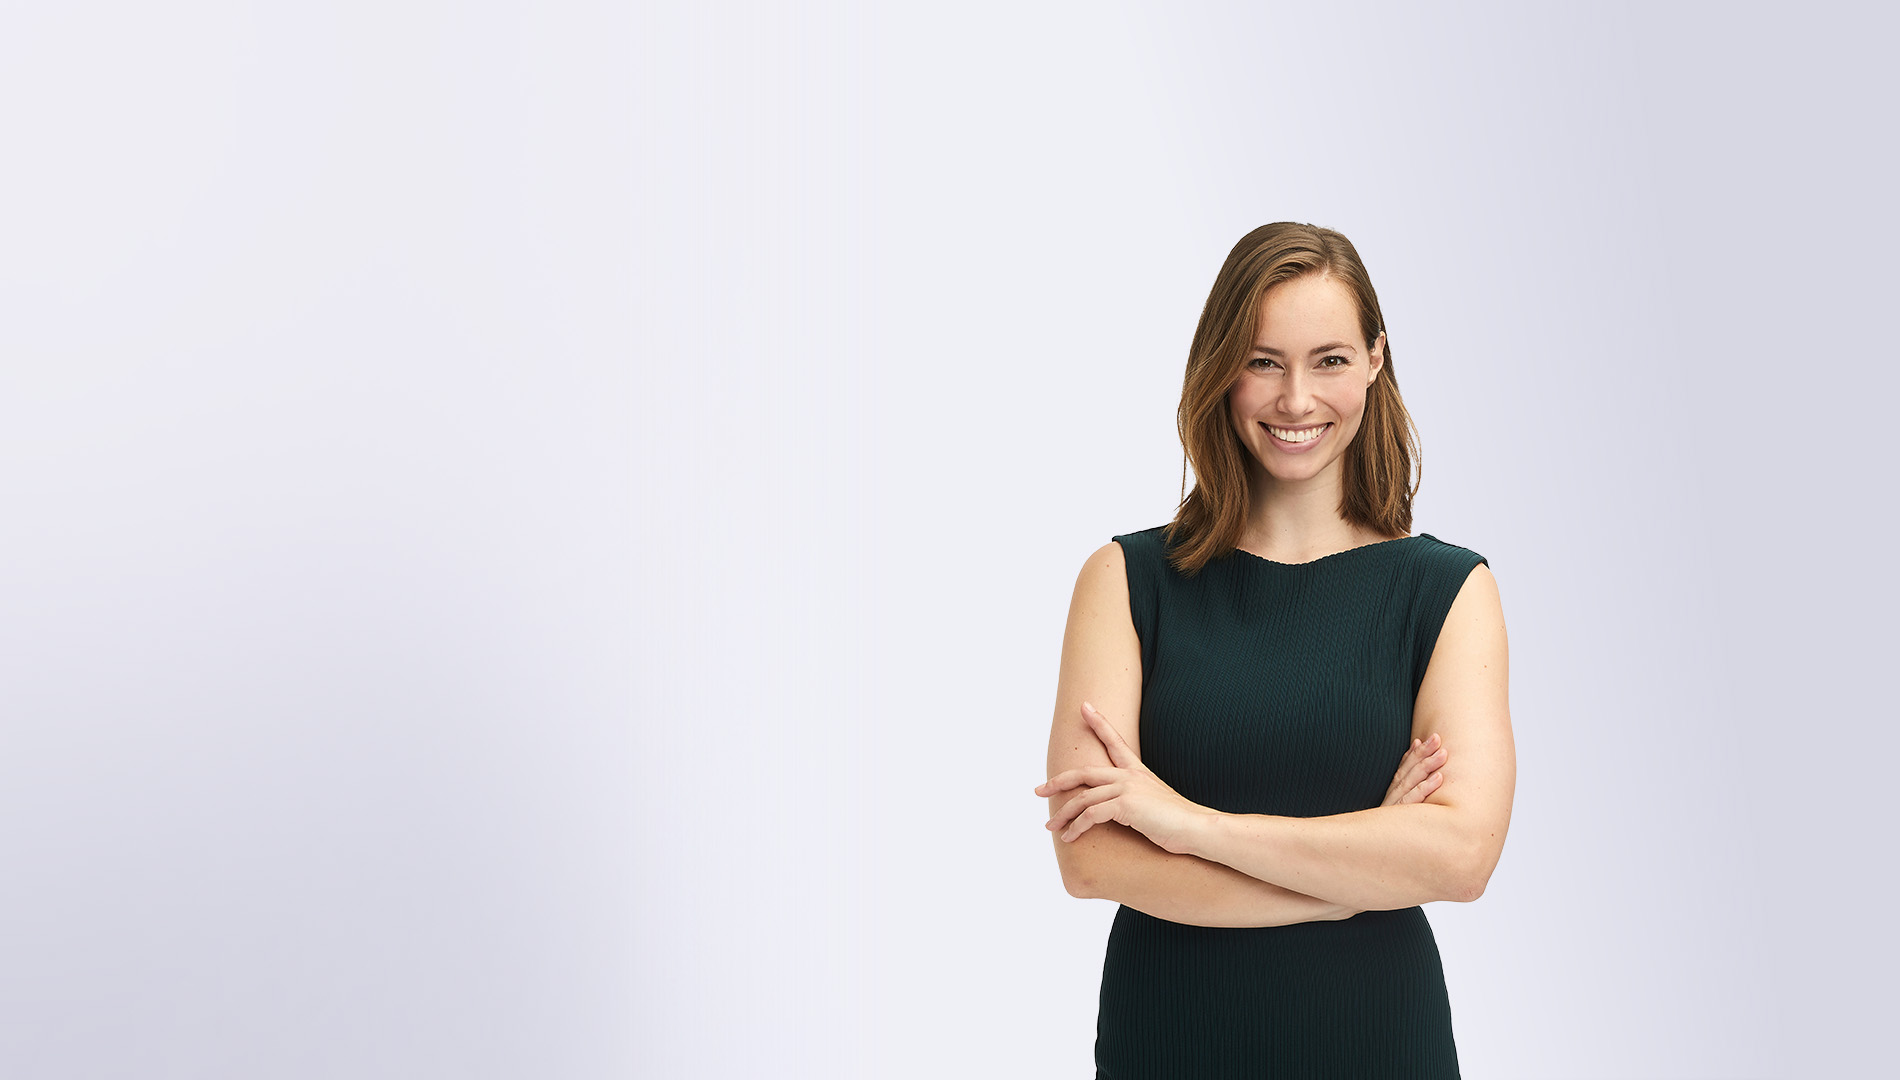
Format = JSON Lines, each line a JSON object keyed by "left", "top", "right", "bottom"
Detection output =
{"left": 1402, "top": 533, "right": 1491, "bottom": 697}
{"left": 1413, "top": 532, "right": 1487, "bottom": 567}
{"left": 1109, "top": 523, "right": 1173, "bottom": 558}
{"left": 1108, "top": 524, "right": 1173, "bottom": 682}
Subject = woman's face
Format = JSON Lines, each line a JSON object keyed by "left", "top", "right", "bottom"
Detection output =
{"left": 1226, "top": 273, "right": 1385, "bottom": 489}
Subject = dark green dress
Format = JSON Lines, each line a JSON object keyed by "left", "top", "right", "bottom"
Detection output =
{"left": 1096, "top": 525, "right": 1488, "bottom": 1079}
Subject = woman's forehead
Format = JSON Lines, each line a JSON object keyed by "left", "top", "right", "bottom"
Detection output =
{"left": 1253, "top": 277, "right": 1363, "bottom": 349}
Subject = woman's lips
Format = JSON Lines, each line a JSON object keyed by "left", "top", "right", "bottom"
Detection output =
{"left": 1262, "top": 422, "right": 1331, "bottom": 453}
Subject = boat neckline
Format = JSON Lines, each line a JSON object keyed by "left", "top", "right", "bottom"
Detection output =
{"left": 1230, "top": 532, "right": 1433, "bottom": 567}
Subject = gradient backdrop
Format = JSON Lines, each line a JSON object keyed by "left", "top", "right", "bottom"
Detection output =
{"left": 4, "top": 2, "right": 1893, "bottom": 1078}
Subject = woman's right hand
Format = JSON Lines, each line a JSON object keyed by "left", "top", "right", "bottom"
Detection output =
{"left": 1381, "top": 732, "right": 1447, "bottom": 808}
{"left": 1322, "top": 735, "right": 1448, "bottom": 921}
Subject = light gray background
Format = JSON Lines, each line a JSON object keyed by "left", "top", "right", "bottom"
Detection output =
{"left": 4, "top": 2, "right": 1893, "bottom": 1078}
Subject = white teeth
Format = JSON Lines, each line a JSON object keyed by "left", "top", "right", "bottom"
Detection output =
{"left": 1266, "top": 423, "right": 1328, "bottom": 443}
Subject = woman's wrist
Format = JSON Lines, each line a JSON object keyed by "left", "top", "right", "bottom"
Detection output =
{"left": 1167, "top": 803, "right": 1229, "bottom": 858}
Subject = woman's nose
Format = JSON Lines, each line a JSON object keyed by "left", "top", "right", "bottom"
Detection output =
{"left": 1277, "top": 368, "right": 1315, "bottom": 415}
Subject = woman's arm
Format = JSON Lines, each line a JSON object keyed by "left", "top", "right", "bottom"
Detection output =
{"left": 1060, "top": 563, "right": 1515, "bottom": 911}
{"left": 1051, "top": 742, "right": 1450, "bottom": 926}
{"left": 1045, "top": 542, "right": 1354, "bottom": 927}
{"left": 1059, "top": 820, "right": 1358, "bottom": 927}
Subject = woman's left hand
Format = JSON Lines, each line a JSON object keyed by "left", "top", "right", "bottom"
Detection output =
{"left": 1036, "top": 701, "right": 1217, "bottom": 855}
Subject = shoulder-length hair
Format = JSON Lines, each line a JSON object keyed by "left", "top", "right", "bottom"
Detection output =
{"left": 1162, "top": 222, "right": 1421, "bottom": 576}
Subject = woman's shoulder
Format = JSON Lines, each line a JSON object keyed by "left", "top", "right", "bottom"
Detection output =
{"left": 1109, "top": 523, "right": 1173, "bottom": 546}
{"left": 1409, "top": 531, "right": 1489, "bottom": 569}
{"left": 1399, "top": 533, "right": 1495, "bottom": 608}
{"left": 1108, "top": 523, "right": 1177, "bottom": 569}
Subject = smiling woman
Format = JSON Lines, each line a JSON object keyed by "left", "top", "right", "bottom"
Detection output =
{"left": 1230, "top": 275, "right": 1385, "bottom": 486}
{"left": 1039, "top": 222, "right": 1514, "bottom": 1078}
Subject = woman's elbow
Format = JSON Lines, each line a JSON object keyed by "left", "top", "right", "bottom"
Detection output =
{"left": 1449, "top": 841, "right": 1503, "bottom": 903}
{"left": 1056, "top": 846, "right": 1104, "bottom": 899}
{"left": 1062, "top": 868, "right": 1100, "bottom": 899}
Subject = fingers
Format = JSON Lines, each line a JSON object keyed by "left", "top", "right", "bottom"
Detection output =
{"left": 1393, "top": 739, "right": 1447, "bottom": 794}
{"left": 1383, "top": 738, "right": 1423, "bottom": 803}
{"left": 1401, "top": 768, "right": 1446, "bottom": 804}
{"left": 1381, "top": 734, "right": 1448, "bottom": 808}
{"left": 1034, "top": 765, "right": 1120, "bottom": 797}
{"left": 1393, "top": 751, "right": 1449, "bottom": 805}
{"left": 1058, "top": 799, "right": 1121, "bottom": 843}
{"left": 1081, "top": 702, "right": 1139, "bottom": 769}
{"left": 1397, "top": 734, "right": 1444, "bottom": 781}
{"left": 1047, "top": 784, "right": 1118, "bottom": 835}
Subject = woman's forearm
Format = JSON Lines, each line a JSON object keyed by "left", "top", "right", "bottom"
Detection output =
{"left": 1178, "top": 803, "right": 1484, "bottom": 912}
{"left": 1056, "top": 821, "right": 1358, "bottom": 928}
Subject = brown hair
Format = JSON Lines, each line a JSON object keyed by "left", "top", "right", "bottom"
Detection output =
{"left": 1162, "top": 222, "right": 1421, "bottom": 575}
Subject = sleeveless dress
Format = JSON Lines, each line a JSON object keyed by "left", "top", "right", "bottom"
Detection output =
{"left": 1096, "top": 525, "right": 1489, "bottom": 1080}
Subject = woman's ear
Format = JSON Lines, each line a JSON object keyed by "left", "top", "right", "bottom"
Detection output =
{"left": 1369, "top": 331, "right": 1386, "bottom": 385}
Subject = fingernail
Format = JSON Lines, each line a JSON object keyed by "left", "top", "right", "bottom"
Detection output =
{"left": 1082, "top": 701, "right": 1095, "bottom": 714}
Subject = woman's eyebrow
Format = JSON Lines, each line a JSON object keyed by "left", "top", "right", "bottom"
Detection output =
{"left": 1252, "top": 342, "right": 1356, "bottom": 356}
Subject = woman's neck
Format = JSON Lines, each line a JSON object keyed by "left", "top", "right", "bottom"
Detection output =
{"left": 1238, "top": 472, "right": 1387, "bottom": 563}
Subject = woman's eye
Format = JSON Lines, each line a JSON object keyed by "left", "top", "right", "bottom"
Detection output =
{"left": 1251, "top": 356, "right": 1349, "bottom": 370}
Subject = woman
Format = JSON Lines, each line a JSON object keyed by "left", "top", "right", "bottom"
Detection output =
{"left": 1036, "top": 222, "right": 1514, "bottom": 1078}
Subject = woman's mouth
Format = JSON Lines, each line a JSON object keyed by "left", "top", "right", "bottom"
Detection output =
{"left": 1262, "top": 422, "right": 1331, "bottom": 453}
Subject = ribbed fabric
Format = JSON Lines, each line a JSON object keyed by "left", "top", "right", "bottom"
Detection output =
{"left": 1096, "top": 525, "right": 1488, "bottom": 1080}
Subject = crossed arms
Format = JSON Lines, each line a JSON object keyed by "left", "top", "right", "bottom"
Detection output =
{"left": 1040, "top": 540, "right": 1515, "bottom": 927}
